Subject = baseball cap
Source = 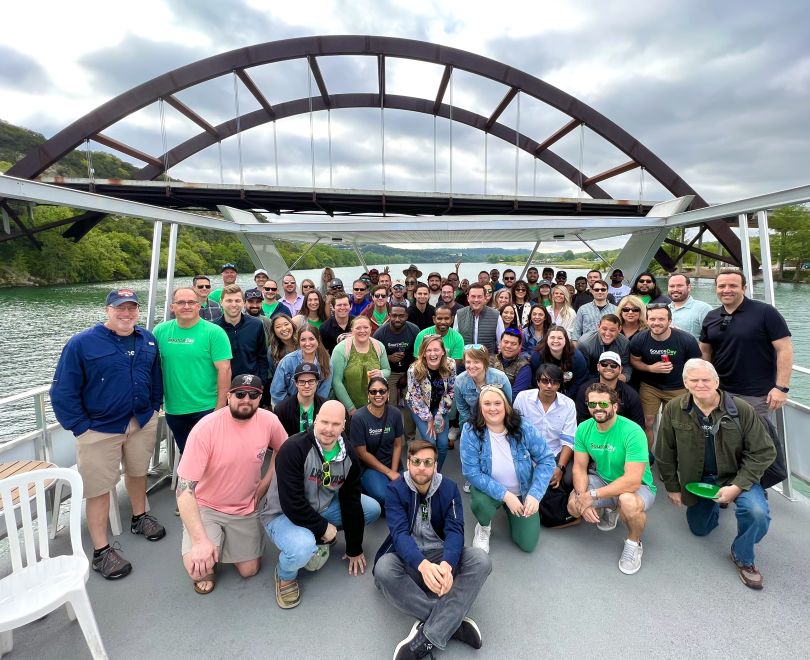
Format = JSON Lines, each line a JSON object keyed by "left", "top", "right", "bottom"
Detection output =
{"left": 106, "top": 288, "right": 139, "bottom": 307}
{"left": 329, "top": 278, "right": 344, "bottom": 289}
{"left": 612, "top": 268, "right": 624, "bottom": 275}
{"left": 253, "top": 268, "right": 269, "bottom": 278}
{"left": 221, "top": 263, "right": 238, "bottom": 273}
{"left": 293, "top": 362, "right": 321, "bottom": 381}
{"left": 428, "top": 271, "right": 442, "bottom": 280}
{"left": 245, "top": 288, "right": 263, "bottom": 301}
{"left": 229, "top": 374, "right": 263, "bottom": 392}
{"left": 556, "top": 270, "right": 567, "bottom": 278}
{"left": 539, "top": 279, "right": 553, "bottom": 287}
{"left": 598, "top": 351, "right": 622, "bottom": 366}
{"left": 392, "top": 280, "right": 405, "bottom": 290}
{"left": 368, "top": 268, "right": 379, "bottom": 276}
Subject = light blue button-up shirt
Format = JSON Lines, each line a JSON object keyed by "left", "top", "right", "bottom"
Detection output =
{"left": 670, "top": 296, "right": 714, "bottom": 340}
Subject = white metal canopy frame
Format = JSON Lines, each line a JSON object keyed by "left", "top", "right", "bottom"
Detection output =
{"left": 1, "top": 172, "right": 810, "bottom": 498}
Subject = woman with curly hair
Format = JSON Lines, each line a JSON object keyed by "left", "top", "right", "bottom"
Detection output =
{"left": 405, "top": 334, "right": 457, "bottom": 470}
{"left": 460, "top": 385, "right": 555, "bottom": 553}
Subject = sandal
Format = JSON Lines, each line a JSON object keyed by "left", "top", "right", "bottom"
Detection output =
{"left": 193, "top": 574, "right": 216, "bottom": 595}
{"left": 275, "top": 566, "right": 301, "bottom": 609}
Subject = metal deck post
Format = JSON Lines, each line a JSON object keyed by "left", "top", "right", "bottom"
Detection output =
{"left": 145, "top": 221, "right": 163, "bottom": 331}
{"left": 738, "top": 214, "right": 753, "bottom": 297}
{"left": 162, "top": 223, "right": 179, "bottom": 322}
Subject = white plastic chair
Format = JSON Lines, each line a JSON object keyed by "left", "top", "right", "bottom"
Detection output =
{"left": 0, "top": 467, "right": 108, "bottom": 660}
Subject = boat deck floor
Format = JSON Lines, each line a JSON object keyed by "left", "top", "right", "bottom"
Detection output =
{"left": 5, "top": 453, "right": 810, "bottom": 660}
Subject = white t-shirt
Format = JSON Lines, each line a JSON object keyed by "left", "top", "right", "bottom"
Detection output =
{"left": 489, "top": 429, "right": 520, "bottom": 496}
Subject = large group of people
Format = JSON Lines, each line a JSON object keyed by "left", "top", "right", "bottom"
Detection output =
{"left": 50, "top": 262, "right": 792, "bottom": 659}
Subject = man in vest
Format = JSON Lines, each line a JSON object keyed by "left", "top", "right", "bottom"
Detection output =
{"left": 489, "top": 328, "right": 532, "bottom": 400}
{"left": 453, "top": 283, "right": 503, "bottom": 354}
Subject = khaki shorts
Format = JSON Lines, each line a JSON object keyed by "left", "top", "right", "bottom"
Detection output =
{"left": 181, "top": 507, "right": 264, "bottom": 564}
{"left": 76, "top": 413, "right": 158, "bottom": 498}
{"left": 639, "top": 383, "right": 686, "bottom": 419}
{"left": 587, "top": 473, "right": 656, "bottom": 512}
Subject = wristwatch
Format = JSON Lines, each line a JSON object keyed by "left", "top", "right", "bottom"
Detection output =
{"left": 589, "top": 489, "right": 599, "bottom": 500}
{"left": 775, "top": 385, "right": 790, "bottom": 393}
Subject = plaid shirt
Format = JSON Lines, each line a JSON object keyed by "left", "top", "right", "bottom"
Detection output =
{"left": 571, "top": 301, "right": 617, "bottom": 340}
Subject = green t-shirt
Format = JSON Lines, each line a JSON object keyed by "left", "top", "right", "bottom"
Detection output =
{"left": 262, "top": 301, "right": 279, "bottom": 317}
{"left": 323, "top": 442, "right": 340, "bottom": 462}
{"left": 573, "top": 415, "right": 656, "bottom": 493}
{"left": 413, "top": 326, "right": 465, "bottom": 360}
{"left": 373, "top": 309, "right": 389, "bottom": 327}
{"left": 152, "top": 319, "right": 233, "bottom": 415}
{"left": 307, "top": 318, "right": 323, "bottom": 329}
{"left": 299, "top": 404, "right": 315, "bottom": 433}
{"left": 208, "top": 288, "right": 223, "bottom": 304}
{"left": 639, "top": 294, "right": 652, "bottom": 305}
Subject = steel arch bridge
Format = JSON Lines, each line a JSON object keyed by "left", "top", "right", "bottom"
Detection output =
{"left": 2, "top": 35, "right": 745, "bottom": 268}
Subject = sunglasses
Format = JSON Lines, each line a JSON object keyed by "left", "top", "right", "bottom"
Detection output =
{"left": 321, "top": 461, "right": 332, "bottom": 487}
{"left": 406, "top": 280, "right": 416, "bottom": 285}
{"left": 263, "top": 286, "right": 277, "bottom": 292}
{"left": 539, "top": 377, "right": 560, "bottom": 385}
{"left": 232, "top": 390, "right": 261, "bottom": 400}
{"left": 592, "top": 287, "right": 607, "bottom": 293}
{"left": 409, "top": 457, "right": 436, "bottom": 468}
{"left": 599, "top": 361, "right": 620, "bottom": 369}
{"left": 283, "top": 281, "right": 296, "bottom": 286}
{"left": 622, "top": 308, "right": 641, "bottom": 313}
{"left": 196, "top": 284, "right": 211, "bottom": 289}
{"left": 587, "top": 401, "right": 611, "bottom": 409}
{"left": 464, "top": 343, "right": 484, "bottom": 350}
{"left": 354, "top": 287, "right": 367, "bottom": 292}
{"left": 373, "top": 293, "right": 387, "bottom": 299}
{"left": 720, "top": 314, "right": 733, "bottom": 331}
{"left": 638, "top": 279, "right": 654, "bottom": 284}
{"left": 302, "top": 284, "right": 314, "bottom": 290}
{"left": 368, "top": 388, "right": 388, "bottom": 395}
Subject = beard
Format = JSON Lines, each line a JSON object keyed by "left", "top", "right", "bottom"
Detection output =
{"left": 230, "top": 402, "right": 258, "bottom": 420}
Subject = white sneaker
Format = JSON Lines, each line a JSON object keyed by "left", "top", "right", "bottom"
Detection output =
{"left": 618, "top": 539, "right": 643, "bottom": 575}
{"left": 304, "top": 543, "right": 331, "bottom": 572}
{"left": 597, "top": 507, "right": 619, "bottom": 532}
{"left": 448, "top": 427, "right": 460, "bottom": 441}
{"left": 462, "top": 480, "right": 471, "bottom": 493}
{"left": 472, "top": 523, "right": 491, "bottom": 553}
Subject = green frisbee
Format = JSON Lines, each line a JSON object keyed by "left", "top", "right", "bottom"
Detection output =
{"left": 685, "top": 482, "right": 721, "bottom": 499}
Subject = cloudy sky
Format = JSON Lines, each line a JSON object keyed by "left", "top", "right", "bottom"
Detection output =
{"left": 2, "top": 0, "right": 808, "bottom": 250}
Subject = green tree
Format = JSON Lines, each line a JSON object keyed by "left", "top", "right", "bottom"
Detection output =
{"left": 769, "top": 205, "right": 810, "bottom": 277}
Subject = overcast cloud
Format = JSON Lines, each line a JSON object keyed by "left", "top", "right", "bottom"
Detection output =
{"left": 2, "top": 0, "right": 808, "bottom": 250}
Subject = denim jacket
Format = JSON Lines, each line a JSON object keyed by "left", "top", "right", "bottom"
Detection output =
{"left": 460, "top": 418, "right": 555, "bottom": 502}
{"left": 405, "top": 360, "right": 456, "bottom": 422}
{"left": 269, "top": 349, "right": 332, "bottom": 402}
{"left": 454, "top": 368, "right": 512, "bottom": 426}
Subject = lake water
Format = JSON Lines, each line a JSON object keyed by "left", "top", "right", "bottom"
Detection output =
{"left": 2, "top": 262, "right": 809, "bottom": 442}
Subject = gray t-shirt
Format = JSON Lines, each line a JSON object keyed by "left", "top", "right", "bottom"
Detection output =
{"left": 412, "top": 496, "right": 444, "bottom": 553}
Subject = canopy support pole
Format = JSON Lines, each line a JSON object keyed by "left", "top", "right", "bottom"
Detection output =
{"left": 162, "top": 223, "right": 179, "bottom": 323}
{"left": 284, "top": 238, "right": 322, "bottom": 273}
{"left": 738, "top": 214, "right": 753, "bottom": 297}
{"left": 517, "top": 241, "right": 541, "bottom": 280}
{"left": 352, "top": 244, "right": 370, "bottom": 273}
{"left": 145, "top": 221, "right": 163, "bottom": 330}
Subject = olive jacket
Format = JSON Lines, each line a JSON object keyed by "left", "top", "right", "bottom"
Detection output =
{"left": 656, "top": 390, "right": 776, "bottom": 507}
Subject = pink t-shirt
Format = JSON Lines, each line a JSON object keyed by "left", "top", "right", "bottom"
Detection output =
{"left": 178, "top": 407, "right": 288, "bottom": 515}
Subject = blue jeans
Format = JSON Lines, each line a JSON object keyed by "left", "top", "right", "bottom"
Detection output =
{"left": 410, "top": 412, "right": 450, "bottom": 470}
{"left": 686, "top": 482, "right": 771, "bottom": 566}
{"left": 362, "top": 469, "right": 398, "bottom": 507}
{"left": 165, "top": 409, "right": 213, "bottom": 454}
{"left": 266, "top": 494, "right": 381, "bottom": 580}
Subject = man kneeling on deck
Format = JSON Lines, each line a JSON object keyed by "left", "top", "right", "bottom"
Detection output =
{"left": 567, "top": 383, "right": 657, "bottom": 575}
{"left": 656, "top": 359, "right": 776, "bottom": 590}
{"left": 261, "top": 400, "right": 382, "bottom": 609}
{"left": 176, "top": 375, "right": 287, "bottom": 594}
{"left": 374, "top": 440, "right": 492, "bottom": 660}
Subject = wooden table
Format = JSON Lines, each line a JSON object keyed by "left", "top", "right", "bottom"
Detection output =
{"left": 0, "top": 460, "right": 57, "bottom": 512}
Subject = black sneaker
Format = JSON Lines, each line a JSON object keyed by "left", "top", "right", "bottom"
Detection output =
{"left": 92, "top": 543, "right": 132, "bottom": 580}
{"left": 452, "top": 617, "right": 482, "bottom": 649}
{"left": 394, "top": 622, "right": 434, "bottom": 659}
{"left": 131, "top": 513, "right": 166, "bottom": 541}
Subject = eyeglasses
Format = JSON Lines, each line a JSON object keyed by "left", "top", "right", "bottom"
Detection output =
{"left": 297, "top": 379, "right": 317, "bottom": 387}
{"left": 464, "top": 343, "right": 484, "bottom": 350}
{"left": 354, "top": 287, "right": 367, "bottom": 292}
{"left": 195, "top": 284, "right": 211, "bottom": 289}
{"left": 373, "top": 293, "right": 387, "bottom": 299}
{"left": 622, "top": 308, "right": 641, "bottom": 313}
{"left": 587, "top": 401, "right": 611, "bottom": 409}
{"left": 539, "top": 377, "right": 560, "bottom": 385}
{"left": 599, "top": 361, "right": 620, "bottom": 369}
{"left": 232, "top": 390, "right": 261, "bottom": 400}
{"left": 321, "top": 461, "right": 332, "bottom": 487}
{"left": 173, "top": 300, "right": 199, "bottom": 306}
{"left": 409, "top": 457, "right": 436, "bottom": 468}
{"left": 368, "top": 388, "right": 388, "bottom": 396}
{"left": 263, "top": 286, "right": 277, "bottom": 292}
{"left": 720, "top": 314, "right": 733, "bottom": 331}
{"left": 592, "top": 287, "right": 607, "bottom": 293}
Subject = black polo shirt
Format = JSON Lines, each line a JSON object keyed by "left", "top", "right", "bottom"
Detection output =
{"left": 408, "top": 303, "right": 436, "bottom": 331}
{"left": 320, "top": 315, "right": 355, "bottom": 354}
{"left": 700, "top": 298, "right": 790, "bottom": 396}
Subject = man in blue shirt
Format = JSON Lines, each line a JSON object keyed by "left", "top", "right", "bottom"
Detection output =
{"left": 51, "top": 289, "right": 166, "bottom": 580}
{"left": 374, "top": 440, "right": 492, "bottom": 659}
